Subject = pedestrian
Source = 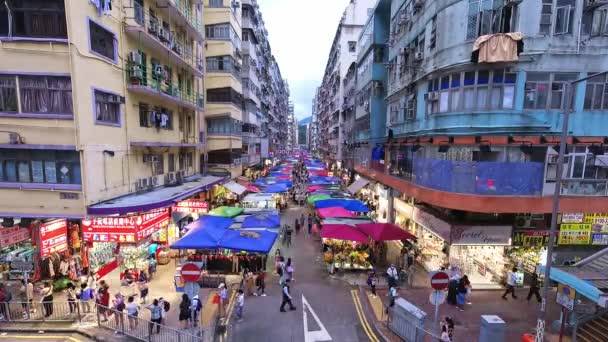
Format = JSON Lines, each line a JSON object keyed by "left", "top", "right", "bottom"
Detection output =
{"left": 440, "top": 316, "right": 454, "bottom": 342}
{"left": 245, "top": 271, "right": 255, "bottom": 296}
{"left": 456, "top": 276, "right": 468, "bottom": 312}
{"left": 139, "top": 278, "right": 149, "bottom": 304}
{"left": 159, "top": 297, "right": 169, "bottom": 325}
{"left": 300, "top": 213, "right": 305, "bottom": 228}
{"left": 295, "top": 219, "right": 300, "bottom": 234}
{"left": 78, "top": 282, "right": 93, "bottom": 313}
{"left": 148, "top": 256, "right": 157, "bottom": 280}
{"left": 178, "top": 294, "right": 191, "bottom": 328}
{"left": 502, "top": 266, "right": 519, "bottom": 300}
{"left": 286, "top": 258, "right": 295, "bottom": 281}
{"left": 218, "top": 283, "right": 228, "bottom": 317}
{"left": 235, "top": 289, "right": 244, "bottom": 322}
{"left": 386, "top": 285, "right": 398, "bottom": 313}
{"left": 280, "top": 279, "right": 296, "bottom": 312}
{"left": 190, "top": 294, "right": 201, "bottom": 326}
{"left": 113, "top": 292, "right": 126, "bottom": 334}
{"left": 65, "top": 283, "right": 77, "bottom": 314}
{"left": 125, "top": 296, "right": 140, "bottom": 330}
{"left": 96, "top": 281, "right": 110, "bottom": 322}
{"left": 0, "top": 283, "right": 9, "bottom": 320}
{"left": 255, "top": 271, "right": 266, "bottom": 296}
{"left": 277, "top": 257, "right": 286, "bottom": 285}
{"left": 40, "top": 281, "right": 54, "bottom": 318}
{"left": 307, "top": 220, "right": 312, "bottom": 236}
{"left": 367, "top": 271, "right": 378, "bottom": 298}
{"left": 148, "top": 242, "right": 159, "bottom": 260}
{"left": 386, "top": 264, "right": 399, "bottom": 288}
{"left": 147, "top": 299, "right": 162, "bottom": 335}
{"left": 19, "top": 279, "right": 30, "bottom": 317}
{"left": 527, "top": 272, "right": 542, "bottom": 303}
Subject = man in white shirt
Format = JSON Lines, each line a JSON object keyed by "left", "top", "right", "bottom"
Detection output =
{"left": 502, "top": 267, "right": 519, "bottom": 300}
{"left": 386, "top": 264, "right": 399, "bottom": 288}
{"left": 235, "top": 289, "right": 244, "bottom": 322}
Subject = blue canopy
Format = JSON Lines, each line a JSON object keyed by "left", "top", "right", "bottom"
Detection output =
{"left": 220, "top": 229, "right": 278, "bottom": 253}
{"left": 242, "top": 214, "right": 281, "bottom": 228}
{"left": 314, "top": 199, "right": 370, "bottom": 212}
{"left": 171, "top": 215, "right": 234, "bottom": 249}
{"left": 263, "top": 183, "right": 289, "bottom": 193}
{"left": 309, "top": 176, "right": 341, "bottom": 183}
{"left": 270, "top": 172, "right": 289, "bottom": 177}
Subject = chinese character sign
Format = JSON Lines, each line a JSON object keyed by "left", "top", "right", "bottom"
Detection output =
{"left": 558, "top": 223, "right": 592, "bottom": 245}
{"left": 39, "top": 219, "right": 68, "bottom": 257}
{"left": 172, "top": 200, "right": 209, "bottom": 214}
{"left": 81, "top": 210, "right": 169, "bottom": 243}
{"left": 0, "top": 226, "right": 30, "bottom": 248}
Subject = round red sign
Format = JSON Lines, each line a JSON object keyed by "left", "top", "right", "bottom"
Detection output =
{"left": 180, "top": 263, "right": 201, "bottom": 283}
{"left": 430, "top": 271, "right": 450, "bottom": 290}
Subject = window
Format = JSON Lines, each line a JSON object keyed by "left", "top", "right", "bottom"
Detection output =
{"left": 19, "top": 76, "right": 72, "bottom": 114}
{"left": 466, "top": 0, "right": 518, "bottom": 39}
{"left": 348, "top": 41, "right": 357, "bottom": 53}
{"left": 583, "top": 8, "right": 608, "bottom": 36}
{"left": 524, "top": 72, "right": 577, "bottom": 110}
{"left": 168, "top": 153, "right": 175, "bottom": 172}
{"left": 0, "top": 0, "right": 67, "bottom": 39}
{"left": 89, "top": 19, "right": 116, "bottom": 61}
{"left": 0, "top": 149, "right": 81, "bottom": 185}
{"left": 540, "top": 0, "right": 553, "bottom": 34}
{"left": 584, "top": 73, "right": 608, "bottom": 110}
{"left": 206, "top": 55, "right": 241, "bottom": 78}
{"left": 152, "top": 155, "right": 164, "bottom": 176}
{"left": 94, "top": 89, "right": 121, "bottom": 125}
{"left": 554, "top": 0, "right": 575, "bottom": 35}
{"left": 206, "top": 87, "right": 242, "bottom": 106}
{"left": 0, "top": 77, "right": 17, "bottom": 112}
{"left": 207, "top": 117, "right": 242, "bottom": 135}
{"left": 429, "top": 16, "right": 437, "bottom": 50}
{"left": 209, "top": 0, "right": 223, "bottom": 7}
{"left": 139, "top": 105, "right": 173, "bottom": 129}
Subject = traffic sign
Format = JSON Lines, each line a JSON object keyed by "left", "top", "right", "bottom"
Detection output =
{"left": 429, "top": 290, "right": 446, "bottom": 305}
{"left": 180, "top": 263, "right": 201, "bottom": 283}
{"left": 430, "top": 271, "right": 449, "bottom": 290}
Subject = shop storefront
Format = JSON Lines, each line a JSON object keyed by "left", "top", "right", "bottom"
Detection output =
{"left": 81, "top": 209, "right": 170, "bottom": 280}
{"left": 393, "top": 198, "right": 416, "bottom": 236}
{"left": 412, "top": 207, "right": 452, "bottom": 272}
{"left": 0, "top": 224, "right": 33, "bottom": 279}
{"left": 170, "top": 200, "right": 209, "bottom": 245}
{"left": 508, "top": 230, "right": 552, "bottom": 278}
{"left": 375, "top": 184, "right": 390, "bottom": 223}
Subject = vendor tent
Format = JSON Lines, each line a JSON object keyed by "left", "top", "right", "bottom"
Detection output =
{"left": 316, "top": 207, "right": 356, "bottom": 219}
{"left": 314, "top": 199, "right": 370, "bottom": 212}
{"left": 307, "top": 194, "right": 331, "bottom": 204}
{"left": 223, "top": 181, "right": 247, "bottom": 195}
{"left": 245, "top": 185, "right": 261, "bottom": 193}
{"left": 220, "top": 229, "right": 278, "bottom": 253}
{"left": 347, "top": 177, "right": 370, "bottom": 194}
{"left": 242, "top": 214, "right": 281, "bottom": 229}
{"left": 307, "top": 185, "right": 325, "bottom": 192}
{"left": 208, "top": 206, "right": 244, "bottom": 218}
{"left": 263, "top": 183, "right": 290, "bottom": 193}
{"left": 320, "top": 224, "right": 369, "bottom": 243}
{"left": 171, "top": 215, "right": 234, "bottom": 249}
{"left": 323, "top": 218, "right": 373, "bottom": 225}
{"left": 355, "top": 223, "right": 416, "bottom": 241}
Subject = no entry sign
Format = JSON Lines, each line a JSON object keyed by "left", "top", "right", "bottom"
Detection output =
{"left": 430, "top": 271, "right": 449, "bottom": 290}
{"left": 181, "top": 263, "right": 201, "bottom": 283}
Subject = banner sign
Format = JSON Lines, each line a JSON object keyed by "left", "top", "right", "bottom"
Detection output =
{"left": 561, "top": 213, "right": 584, "bottom": 223}
{"left": 40, "top": 219, "right": 68, "bottom": 257}
{"left": 413, "top": 207, "right": 451, "bottom": 241}
{"left": 0, "top": 226, "right": 30, "bottom": 248}
{"left": 82, "top": 210, "right": 169, "bottom": 243}
{"left": 451, "top": 225, "right": 512, "bottom": 245}
{"left": 512, "top": 230, "right": 558, "bottom": 247}
{"left": 558, "top": 223, "right": 592, "bottom": 245}
{"left": 172, "top": 200, "right": 209, "bottom": 214}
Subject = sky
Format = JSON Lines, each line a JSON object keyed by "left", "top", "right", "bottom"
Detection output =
{"left": 257, "top": 0, "right": 352, "bottom": 120}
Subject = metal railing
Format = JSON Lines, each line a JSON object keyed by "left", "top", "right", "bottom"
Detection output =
{"left": 561, "top": 179, "right": 608, "bottom": 196}
{"left": 377, "top": 298, "right": 442, "bottom": 342}
{"left": 126, "top": 66, "right": 204, "bottom": 109}
{"left": 0, "top": 302, "right": 207, "bottom": 342}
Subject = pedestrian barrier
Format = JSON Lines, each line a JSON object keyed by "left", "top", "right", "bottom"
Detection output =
{"left": 379, "top": 297, "right": 441, "bottom": 342}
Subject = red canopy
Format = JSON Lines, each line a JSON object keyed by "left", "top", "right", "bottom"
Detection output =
{"left": 307, "top": 185, "right": 324, "bottom": 192}
{"left": 245, "top": 185, "right": 261, "bottom": 193}
{"left": 321, "top": 224, "right": 369, "bottom": 243}
{"left": 316, "top": 207, "right": 356, "bottom": 219}
{"left": 355, "top": 223, "right": 416, "bottom": 241}
{"left": 276, "top": 175, "right": 292, "bottom": 180}
{"left": 310, "top": 170, "right": 329, "bottom": 176}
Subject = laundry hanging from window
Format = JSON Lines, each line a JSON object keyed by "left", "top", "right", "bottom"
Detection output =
{"left": 471, "top": 32, "right": 524, "bottom": 63}
{"left": 90, "top": 0, "right": 112, "bottom": 16}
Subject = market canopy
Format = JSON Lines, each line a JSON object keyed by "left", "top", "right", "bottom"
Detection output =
{"left": 320, "top": 224, "right": 369, "bottom": 243}
{"left": 245, "top": 185, "right": 261, "bottom": 193}
{"left": 263, "top": 183, "right": 290, "bottom": 193}
{"left": 241, "top": 214, "right": 281, "bottom": 229}
{"left": 307, "top": 185, "right": 325, "bottom": 192}
{"left": 355, "top": 223, "right": 416, "bottom": 241}
{"left": 171, "top": 215, "right": 234, "bottom": 249}
{"left": 323, "top": 217, "right": 373, "bottom": 225}
{"left": 347, "top": 177, "right": 370, "bottom": 194}
{"left": 314, "top": 199, "right": 370, "bottom": 212}
{"left": 316, "top": 207, "right": 356, "bottom": 219}
{"left": 223, "top": 181, "right": 247, "bottom": 195}
{"left": 208, "top": 206, "right": 244, "bottom": 218}
{"left": 219, "top": 229, "right": 278, "bottom": 253}
{"left": 307, "top": 194, "right": 331, "bottom": 204}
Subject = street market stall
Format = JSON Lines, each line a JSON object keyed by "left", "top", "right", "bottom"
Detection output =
{"left": 321, "top": 224, "right": 372, "bottom": 273}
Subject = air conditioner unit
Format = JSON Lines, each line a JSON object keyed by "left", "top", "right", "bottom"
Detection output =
{"left": 129, "top": 65, "right": 143, "bottom": 79}
{"left": 514, "top": 215, "right": 532, "bottom": 228}
{"left": 414, "top": 52, "right": 424, "bottom": 61}
{"left": 427, "top": 92, "right": 439, "bottom": 101}
{"left": 128, "top": 51, "right": 142, "bottom": 64}
{"left": 232, "top": 0, "right": 240, "bottom": 8}
{"left": 150, "top": 176, "right": 159, "bottom": 186}
{"left": 139, "top": 177, "right": 149, "bottom": 189}
{"left": 144, "top": 155, "right": 159, "bottom": 163}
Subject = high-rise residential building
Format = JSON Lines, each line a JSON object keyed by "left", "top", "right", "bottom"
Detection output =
{"left": 315, "top": 0, "right": 377, "bottom": 169}
{"left": 298, "top": 117, "right": 312, "bottom": 148}
{"left": 0, "top": 0, "right": 217, "bottom": 221}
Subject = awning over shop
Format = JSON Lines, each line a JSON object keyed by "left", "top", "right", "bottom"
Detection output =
{"left": 347, "top": 177, "right": 370, "bottom": 194}
{"left": 314, "top": 199, "right": 370, "bottom": 212}
{"left": 316, "top": 207, "right": 356, "bottom": 219}
{"left": 223, "top": 181, "right": 247, "bottom": 195}
{"left": 241, "top": 214, "right": 281, "bottom": 229}
{"left": 87, "top": 175, "right": 226, "bottom": 216}
{"left": 355, "top": 223, "right": 416, "bottom": 241}
{"left": 321, "top": 224, "right": 369, "bottom": 243}
{"left": 171, "top": 215, "right": 234, "bottom": 249}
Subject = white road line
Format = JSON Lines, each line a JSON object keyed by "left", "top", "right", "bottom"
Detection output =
{"left": 302, "top": 294, "right": 332, "bottom": 342}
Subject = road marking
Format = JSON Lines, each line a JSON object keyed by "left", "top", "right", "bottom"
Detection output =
{"left": 302, "top": 294, "right": 332, "bottom": 342}
{"left": 350, "top": 289, "right": 380, "bottom": 342}
{"left": 0, "top": 336, "right": 83, "bottom": 342}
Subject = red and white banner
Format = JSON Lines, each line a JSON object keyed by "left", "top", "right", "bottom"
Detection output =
{"left": 172, "top": 200, "right": 209, "bottom": 214}
{"left": 40, "top": 219, "right": 68, "bottom": 258}
{"left": 0, "top": 226, "right": 30, "bottom": 248}
{"left": 82, "top": 209, "right": 169, "bottom": 243}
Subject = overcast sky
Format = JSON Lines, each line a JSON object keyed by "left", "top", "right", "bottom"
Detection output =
{"left": 257, "top": 0, "right": 351, "bottom": 121}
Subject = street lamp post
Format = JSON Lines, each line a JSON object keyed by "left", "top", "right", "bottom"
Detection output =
{"left": 536, "top": 71, "right": 608, "bottom": 342}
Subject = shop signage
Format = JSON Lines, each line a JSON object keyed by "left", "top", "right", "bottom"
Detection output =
{"left": 81, "top": 210, "right": 169, "bottom": 243}
{"left": 512, "top": 230, "right": 558, "bottom": 247}
{"left": 172, "top": 200, "right": 209, "bottom": 214}
{"left": 583, "top": 213, "right": 608, "bottom": 224}
{"left": 561, "top": 213, "right": 584, "bottom": 223}
{"left": 556, "top": 284, "right": 576, "bottom": 310}
{"left": 412, "top": 207, "right": 451, "bottom": 241}
{"left": 39, "top": 219, "right": 68, "bottom": 258}
{"left": 394, "top": 198, "right": 413, "bottom": 219}
{"left": 451, "top": 226, "right": 512, "bottom": 245}
{"left": 0, "top": 226, "right": 30, "bottom": 248}
{"left": 591, "top": 233, "right": 608, "bottom": 245}
{"left": 558, "top": 223, "right": 592, "bottom": 245}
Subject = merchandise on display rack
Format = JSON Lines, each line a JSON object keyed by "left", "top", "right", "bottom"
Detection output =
{"left": 449, "top": 246, "right": 507, "bottom": 285}
{"left": 89, "top": 242, "right": 117, "bottom": 274}
{"left": 120, "top": 241, "right": 152, "bottom": 270}
{"left": 419, "top": 228, "right": 449, "bottom": 271}
{"left": 322, "top": 239, "right": 372, "bottom": 272}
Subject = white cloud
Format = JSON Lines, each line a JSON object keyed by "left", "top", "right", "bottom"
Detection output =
{"left": 257, "top": 0, "right": 351, "bottom": 119}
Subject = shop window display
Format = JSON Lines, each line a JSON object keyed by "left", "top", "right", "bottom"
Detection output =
{"left": 121, "top": 243, "right": 151, "bottom": 270}
{"left": 89, "top": 242, "right": 117, "bottom": 274}
{"left": 323, "top": 240, "right": 372, "bottom": 272}
{"left": 449, "top": 246, "right": 507, "bottom": 285}
{"left": 419, "top": 229, "right": 448, "bottom": 271}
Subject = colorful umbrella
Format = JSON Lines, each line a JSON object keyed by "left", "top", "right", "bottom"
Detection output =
{"left": 355, "top": 223, "right": 416, "bottom": 241}
{"left": 245, "top": 185, "right": 261, "bottom": 193}
{"left": 320, "top": 224, "right": 369, "bottom": 243}
{"left": 316, "top": 207, "right": 356, "bottom": 219}
{"left": 307, "top": 185, "right": 324, "bottom": 192}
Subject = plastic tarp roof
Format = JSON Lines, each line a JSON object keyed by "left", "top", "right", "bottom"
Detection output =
{"left": 310, "top": 176, "right": 341, "bottom": 183}
{"left": 263, "top": 183, "right": 290, "bottom": 193}
{"left": 314, "top": 199, "right": 370, "bottom": 212}
{"left": 307, "top": 194, "right": 331, "bottom": 204}
{"left": 347, "top": 177, "right": 370, "bottom": 194}
{"left": 316, "top": 207, "right": 356, "bottom": 219}
{"left": 245, "top": 185, "right": 261, "bottom": 193}
{"left": 321, "top": 224, "right": 369, "bottom": 243}
{"left": 220, "top": 229, "right": 278, "bottom": 253}
{"left": 307, "top": 185, "right": 325, "bottom": 192}
{"left": 208, "top": 206, "right": 244, "bottom": 218}
{"left": 171, "top": 215, "right": 234, "bottom": 249}
{"left": 355, "top": 223, "right": 416, "bottom": 241}
{"left": 243, "top": 193, "right": 275, "bottom": 203}
{"left": 223, "top": 181, "right": 247, "bottom": 195}
{"left": 242, "top": 214, "right": 281, "bottom": 228}
{"left": 322, "top": 218, "right": 373, "bottom": 225}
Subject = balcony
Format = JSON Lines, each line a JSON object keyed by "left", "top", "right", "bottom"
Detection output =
{"left": 125, "top": 13, "right": 203, "bottom": 77}
{"left": 154, "top": 0, "right": 204, "bottom": 41}
{"left": 126, "top": 67, "right": 204, "bottom": 111}
{"left": 561, "top": 179, "right": 608, "bottom": 197}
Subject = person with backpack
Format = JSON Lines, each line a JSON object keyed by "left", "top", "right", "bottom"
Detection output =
{"left": 280, "top": 279, "right": 296, "bottom": 312}
{"left": 178, "top": 294, "right": 191, "bottom": 328}
{"left": 78, "top": 283, "right": 93, "bottom": 313}
{"left": 113, "top": 292, "right": 126, "bottom": 334}
{"left": 190, "top": 294, "right": 202, "bottom": 326}
{"left": 159, "top": 297, "right": 169, "bottom": 325}
{"left": 147, "top": 299, "right": 163, "bottom": 334}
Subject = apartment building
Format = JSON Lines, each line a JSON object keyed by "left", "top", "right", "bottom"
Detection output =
{"left": 315, "top": 0, "right": 377, "bottom": 168}
{"left": 0, "top": 0, "right": 222, "bottom": 222}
